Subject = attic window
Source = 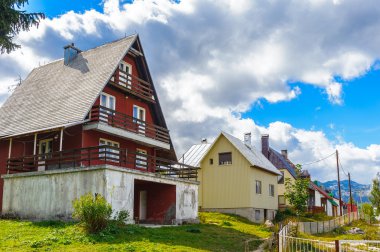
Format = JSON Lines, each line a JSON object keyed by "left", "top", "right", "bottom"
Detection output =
{"left": 209, "top": 158, "right": 213, "bottom": 165}
{"left": 219, "top": 152, "right": 232, "bottom": 165}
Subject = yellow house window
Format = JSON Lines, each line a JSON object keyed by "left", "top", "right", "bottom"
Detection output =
{"left": 219, "top": 152, "right": 232, "bottom": 165}
{"left": 279, "top": 195, "right": 285, "bottom": 205}
{"left": 269, "top": 184, "right": 275, "bottom": 197}
{"left": 256, "top": 180, "right": 262, "bottom": 194}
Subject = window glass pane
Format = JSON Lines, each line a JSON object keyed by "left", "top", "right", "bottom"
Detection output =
{"left": 101, "top": 94, "right": 107, "bottom": 107}
{"left": 256, "top": 180, "right": 262, "bottom": 194}
{"left": 139, "top": 108, "right": 145, "bottom": 121}
{"left": 279, "top": 196, "right": 285, "bottom": 205}
{"left": 119, "top": 63, "right": 123, "bottom": 70}
{"left": 219, "top": 152, "right": 232, "bottom": 165}
{"left": 109, "top": 97, "right": 115, "bottom": 110}
{"left": 133, "top": 106, "right": 138, "bottom": 118}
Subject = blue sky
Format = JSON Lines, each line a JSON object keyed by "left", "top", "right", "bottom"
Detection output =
{"left": 246, "top": 68, "right": 380, "bottom": 148}
{"left": 26, "top": 0, "right": 104, "bottom": 18}
{"left": 1, "top": 0, "right": 379, "bottom": 184}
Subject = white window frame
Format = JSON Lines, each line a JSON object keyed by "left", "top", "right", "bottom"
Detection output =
{"left": 118, "top": 61, "right": 132, "bottom": 88}
{"left": 133, "top": 105, "right": 146, "bottom": 121}
{"left": 269, "top": 184, "right": 275, "bottom": 197}
{"left": 38, "top": 138, "right": 53, "bottom": 160}
{"left": 135, "top": 148, "right": 148, "bottom": 169}
{"left": 99, "top": 138, "right": 120, "bottom": 162}
{"left": 256, "top": 180, "right": 262, "bottom": 194}
{"left": 133, "top": 105, "right": 146, "bottom": 134}
{"left": 100, "top": 92, "right": 116, "bottom": 111}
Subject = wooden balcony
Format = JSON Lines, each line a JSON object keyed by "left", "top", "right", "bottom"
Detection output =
{"left": 7, "top": 145, "right": 198, "bottom": 180}
{"left": 88, "top": 106, "right": 170, "bottom": 148}
{"left": 109, "top": 69, "right": 155, "bottom": 103}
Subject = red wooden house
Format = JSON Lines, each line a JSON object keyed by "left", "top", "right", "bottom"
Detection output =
{"left": 0, "top": 35, "right": 198, "bottom": 224}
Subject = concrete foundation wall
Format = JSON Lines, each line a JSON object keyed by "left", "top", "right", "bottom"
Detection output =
{"left": 2, "top": 165, "right": 198, "bottom": 223}
{"left": 202, "top": 207, "right": 276, "bottom": 223}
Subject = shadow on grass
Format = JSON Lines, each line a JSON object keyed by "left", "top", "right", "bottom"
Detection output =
{"left": 23, "top": 214, "right": 269, "bottom": 251}
{"left": 31, "top": 220, "right": 77, "bottom": 228}
{"left": 25, "top": 221, "right": 264, "bottom": 251}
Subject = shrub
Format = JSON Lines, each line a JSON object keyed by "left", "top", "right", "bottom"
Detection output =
{"left": 114, "top": 210, "right": 130, "bottom": 225}
{"left": 72, "top": 193, "right": 112, "bottom": 233}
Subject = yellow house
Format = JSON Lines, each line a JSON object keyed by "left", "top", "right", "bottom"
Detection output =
{"left": 260, "top": 135, "right": 298, "bottom": 209}
{"left": 181, "top": 132, "right": 281, "bottom": 223}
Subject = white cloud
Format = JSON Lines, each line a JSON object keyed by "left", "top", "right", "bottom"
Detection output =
{"left": 0, "top": 0, "right": 380, "bottom": 184}
{"left": 326, "top": 82, "right": 343, "bottom": 105}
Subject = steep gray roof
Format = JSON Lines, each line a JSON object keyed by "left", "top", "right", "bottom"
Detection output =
{"left": 221, "top": 132, "right": 281, "bottom": 175}
{"left": 179, "top": 143, "right": 211, "bottom": 167}
{"left": 269, "top": 148, "right": 298, "bottom": 178}
{"left": 0, "top": 35, "right": 137, "bottom": 138}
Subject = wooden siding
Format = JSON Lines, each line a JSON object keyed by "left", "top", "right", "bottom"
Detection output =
{"left": 199, "top": 135, "right": 278, "bottom": 210}
{"left": 250, "top": 167, "right": 278, "bottom": 210}
{"left": 278, "top": 168, "right": 295, "bottom": 206}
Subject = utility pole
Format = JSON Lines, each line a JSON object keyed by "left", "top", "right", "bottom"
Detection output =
{"left": 348, "top": 173, "right": 353, "bottom": 209}
{"left": 336, "top": 150, "right": 343, "bottom": 216}
{"left": 348, "top": 172, "right": 353, "bottom": 222}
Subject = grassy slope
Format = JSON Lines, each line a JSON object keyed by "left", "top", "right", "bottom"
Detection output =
{"left": 299, "top": 220, "right": 380, "bottom": 241}
{"left": 0, "top": 212, "right": 272, "bottom": 252}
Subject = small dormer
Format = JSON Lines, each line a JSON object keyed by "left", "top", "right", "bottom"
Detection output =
{"left": 63, "top": 43, "right": 82, "bottom": 65}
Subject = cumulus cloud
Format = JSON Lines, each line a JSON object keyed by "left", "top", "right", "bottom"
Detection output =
{"left": 0, "top": 0, "right": 380, "bottom": 183}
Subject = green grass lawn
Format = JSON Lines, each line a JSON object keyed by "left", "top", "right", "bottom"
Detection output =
{"left": 298, "top": 220, "right": 380, "bottom": 241}
{"left": 0, "top": 212, "right": 272, "bottom": 252}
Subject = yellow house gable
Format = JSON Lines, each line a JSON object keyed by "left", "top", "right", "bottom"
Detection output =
{"left": 198, "top": 133, "right": 279, "bottom": 210}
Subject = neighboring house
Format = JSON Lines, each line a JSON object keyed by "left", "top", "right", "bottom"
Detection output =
{"left": 181, "top": 132, "right": 281, "bottom": 223}
{"left": 260, "top": 135, "right": 298, "bottom": 209}
{"left": 309, "top": 182, "right": 340, "bottom": 217}
{"left": 0, "top": 35, "right": 198, "bottom": 224}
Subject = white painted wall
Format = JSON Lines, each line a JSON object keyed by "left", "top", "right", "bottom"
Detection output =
{"left": 314, "top": 190, "right": 322, "bottom": 207}
{"left": 333, "top": 198, "right": 341, "bottom": 216}
{"left": 2, "top": 165, "right": 199, "bottom": 223}
{"left": 326, "top": 200, "right": 333, "bottom": 216}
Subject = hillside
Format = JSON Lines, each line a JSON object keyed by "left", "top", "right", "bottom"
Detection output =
{"left": 318, "top": 180, "right": 370, "bottom": 203}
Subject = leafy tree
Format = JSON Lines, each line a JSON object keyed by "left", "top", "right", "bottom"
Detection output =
{"left": 284, "top": 164, "right": 310, "bottom": 215}
{"left": 369, "top": 174, "right": 380, "bottom": 215}
{"left": 0, "top": 0, "right": 45, "bottom": 54}
{"left": 361, "top": 203, "right": 375, "bottom": 223}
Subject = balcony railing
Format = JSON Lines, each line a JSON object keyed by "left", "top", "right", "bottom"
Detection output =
{"left": 110, "top": 69, "right": 155, "bottom": 102}
{"left": 7, "top": 145, "right": 198, "bottom": 180}
{"left": 89, "top": 105, "right": 170, "bottom": 145}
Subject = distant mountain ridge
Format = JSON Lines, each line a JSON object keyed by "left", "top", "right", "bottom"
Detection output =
{"left": 317, "top": 180, "right": 370, "bottom": 203}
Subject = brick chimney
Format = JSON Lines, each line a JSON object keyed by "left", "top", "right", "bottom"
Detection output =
{"left": 261, "top": 134, "right": 269, "bottom": 158}
{"left": 281, "top": 150, "right": 288, "bottom": 159}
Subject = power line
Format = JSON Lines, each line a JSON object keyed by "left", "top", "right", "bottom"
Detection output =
{"left": 338, "top": 156, "right": 349, "bottom": 177}
{"left": 301, "top": 152, "right": 336, "bottom": 166}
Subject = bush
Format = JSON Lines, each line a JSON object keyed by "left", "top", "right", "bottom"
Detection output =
{"left": 114, "top": 210, "right": 130, "bottom": 225}
{"left": 72, "top": 193, "right": 112, "bottom": 233}
{"left": 274, "top": 208, "right": 296, "bottom": 223}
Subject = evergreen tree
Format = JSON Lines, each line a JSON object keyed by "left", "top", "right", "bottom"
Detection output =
{"left": 284, "top": 164, "right": 310, "bottom": 215}
{"left": 0, "top": 0, "right": 45, "bottom": 54}
{"left": 369, "top": 173, "right": 380, "bottom": 215}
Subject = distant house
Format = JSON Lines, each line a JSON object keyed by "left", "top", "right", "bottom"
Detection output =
{"left": 0, "top": 35, "right": 198, "bottom": 224}
{"left": 260, "top": 135, "right": 298, "bottom": 209}
{"left": 309, "top": 182, "right": 340, "bottom": 217}
{"left": 181, "top": 132, "right": 281, "bottom": 223}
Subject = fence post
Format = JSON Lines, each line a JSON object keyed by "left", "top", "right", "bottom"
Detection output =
{"left": 335, "top": 240, "right": 340, "bottom": 252}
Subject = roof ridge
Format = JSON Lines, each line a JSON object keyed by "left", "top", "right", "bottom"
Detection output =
{"left": 30, "top": 34, "right": 138, "bottom": 71}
